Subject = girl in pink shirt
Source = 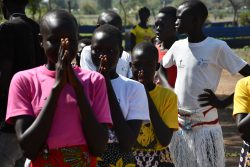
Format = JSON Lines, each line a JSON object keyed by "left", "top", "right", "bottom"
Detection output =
{"left": 6, "top": 10, "right": 112, "bottom": 166}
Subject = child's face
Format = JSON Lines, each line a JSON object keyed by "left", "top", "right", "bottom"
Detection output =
{"left": 131, "top": 48, "right": 157, "bottom": 84}
{"left": 155, "top": 12, "right": 176, "bottom": 41}
{"left": 41, "top": 19, "right": 78, "bottom": 65}
{"left": 91, "top": 32, "right": 121, "bottom": 71}
{"left": 139, "top": 12, "right": 149, "bottom": 24}
{"left": 175, "top": 4, "right": 194, "bottom": 34}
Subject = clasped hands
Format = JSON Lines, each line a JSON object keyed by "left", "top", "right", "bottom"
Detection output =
{"left": 55, "top": 38, "right": 80, "bottom": 89}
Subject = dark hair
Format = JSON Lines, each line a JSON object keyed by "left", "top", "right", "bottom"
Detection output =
{"left": 94, "top": 24, "right": 122, "bottom": 47}
{"left": 98, "top": 10, "right": 122, "bottom": 25}
{"left": 159, "top": 6, "right": 177, "bottom": 20}
{"left": 180, "top": 0, "right": 208, "bottom": 23}
{"left": 40, "top": 10, "right": 78, "bottom": 33}
{"left": 133, "top": 42, "right": 158, "bottom": 62}
{"left": 97, "top": 10, "right": 122, "bottom": 30}
{"left": 3, "top": 0, "right": 29, "bottom": 6}
{"left": 139, "top": 7, "right": 150, "bottom": 17}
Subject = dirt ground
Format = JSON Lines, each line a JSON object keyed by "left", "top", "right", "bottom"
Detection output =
{"left": 216, "top": 70, "right": 244, "bottom": 167}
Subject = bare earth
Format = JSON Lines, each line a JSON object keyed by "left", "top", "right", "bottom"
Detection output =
{"left": 216, "top": 70, "right": 244, "bottom": 167}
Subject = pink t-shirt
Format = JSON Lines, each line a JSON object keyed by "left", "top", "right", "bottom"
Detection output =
{"left": 6, "top": 65, "right": 112, "bottom": 149}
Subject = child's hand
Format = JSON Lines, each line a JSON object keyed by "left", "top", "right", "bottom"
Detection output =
{"left": 198, "top": 89, "right": 223, "bottom": 108}
{"left": 54, "top": 38, "right": 68, "bottom": 88}
{"left": 98, "top": 55, "right": 109, "bottom": 78}
{"left": 60, "top": 38, "right": 81, "bottom": 89}
{"left": 138, "top": 70, "right": 145, "bottom": 84}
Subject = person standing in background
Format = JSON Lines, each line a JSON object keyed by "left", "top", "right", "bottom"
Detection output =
{"left": 0, "top": 0, "right": 45, "bottom": 166}
{"left": 130, "top": 7, "right": 155, "bottom": 50}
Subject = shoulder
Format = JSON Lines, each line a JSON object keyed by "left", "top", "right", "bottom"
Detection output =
{"left": 237, "top": 76, "right": 250, "bottom": 87}
{"left": 121, "top": 51, "right": 131, "bottom": 60}
{"left": 117, "top": 75, "right": 145, "bottom": 89}
{"left": 155, "top": 85, "right": 177, "bottom": 98}
{"left": 75, "top": 66, "right": 104, "bottom": 81}
{"left": 11, "top": 67, "right": 41, "bottom": 83}
{"left": 205, "top": 37, "right": 228, "bottom": 49}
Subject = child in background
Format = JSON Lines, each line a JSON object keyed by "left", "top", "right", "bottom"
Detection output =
{"left": 91, "top": 24, "right": 150, "bottom": 166}
{"left": 6, "top": 10, "right": 111, "bottom": 166}
{"left": 154, "top": 6, "right": 178, "bottom": 89}
{"left": 131, "top": 42, "right": 178, "bottom": 167}
{"left": 130, "top": 7, "right": 155, "bottom": 50}
{"left": 80, "top": 10, "right": 132, "bottom": 78}
{"left": 233, "top": 77, "right": 250, "bottom": 167}
{"left": 162, "top": 1, "right": 250, "bottom": 166}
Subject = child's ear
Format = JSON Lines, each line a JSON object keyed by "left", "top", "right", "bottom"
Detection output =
{"left": 38, "top": 33, "right": 43, "bottom": 47}
{"left": 156, "top": 62, "right": 160, "bottom": 71}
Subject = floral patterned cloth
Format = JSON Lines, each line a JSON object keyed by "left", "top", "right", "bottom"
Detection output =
{"left": 30, "top": 145, "right": 96, "bottom": 167}
{"left": 239, "top": 141, "right": 250, "bottom": 167}
{"left": 97, "top": 142, "right": 136, "bottom": 167}
{"left": 133, "top": 147, "right": 174, "bottom": 167}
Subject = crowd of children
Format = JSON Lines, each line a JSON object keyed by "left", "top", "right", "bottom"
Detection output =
{"left": 1, "top": 0, "right": 250, "bottom": 167}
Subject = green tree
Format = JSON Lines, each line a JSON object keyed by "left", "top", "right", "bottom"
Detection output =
{"left": 97, "top": 0, "right": 112, "bottom": 10}
{"left": 228, "top": 0, "right": 244, "bottom": 25}
{"left": 28, "top": 0, "right": 43, "bottom": 20}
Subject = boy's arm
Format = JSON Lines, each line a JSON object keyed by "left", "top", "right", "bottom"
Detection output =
{"left": 67, "top": 65, "right": 109, "bottom": 156}
{"left": 146, "top": 92, "right": 173, "bottom": 146}
{"left": 235, "top": 113, "right": 250, "bottom": 143}
{"left": 130, "top": 33, "right": 136, "bottom": 51}
{"left": 72, "top": 80, "right": 109, "bottom": 156}
{"left": 157, "top": 65, "right": 172, "bottom": 89}
{"left": 104, "top": 76, "right": 142, "bottom": 151}
{"left": 198, "top": 64, "right": 250, "bottom": 109}
{"left": 239, "top": 64, "right": 250, "bottom": 77}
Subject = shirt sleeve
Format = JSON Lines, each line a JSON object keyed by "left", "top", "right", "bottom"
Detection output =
{"left": 80, "top": 46, "right": 97, "bottom": 71}
{"left": 92, "top": 74, "right": 113, "bottom": 124}
{"left": 233, "top": 78, "right": 250, "bottom": 116}
{"left": 162, "top": 43, "right": 175, "bottom": 68}
{"left": 217, "top": 42, "right": 247, "bottom": 75}
{"left": 126, "top": 82, "right": 150, "bottom": 121}
{"left": 6, "top": 72, "right": 35, "bottom": 124}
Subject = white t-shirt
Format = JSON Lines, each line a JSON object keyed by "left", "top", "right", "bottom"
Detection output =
{"left": 80, "top": 45, "right": 133, "bottom": 78}
{"left": 162, "top": 37, "right": 247, "bottom": 111}
{"left": 111, "top": 75, "right": 150, "bottom": 121}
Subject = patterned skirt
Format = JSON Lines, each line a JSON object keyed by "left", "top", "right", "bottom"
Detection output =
{"left": 97, "top": 143, "right": 136, "bottom": 167}
{"left": 133, "top": 147, "right": 174, "bottom": 167}
{"left": 239, "top": 141, "right": 250, "bottom": 167}
{"left": 30, "top": 145, "right": 96, "bottom": 167}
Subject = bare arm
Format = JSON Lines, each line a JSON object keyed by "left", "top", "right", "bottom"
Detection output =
{"left": 15, "top": 85, "right": 64, "bottom": 159}
{"left": 146, "top": 92, "right": 173, "bottom": 146}
{"left": 64, "top": 39, "right": 109, "bottom": 156}
{"left": 105, "top": 76, "right": 142, "bottom": 151}
{"left": 157, "top": 65, "right": 171, "bottom": 89}
{"left": 130, "top": 33, "right": 136, "bottom": 51}
{"left": 198, "top": 65, "right": 250, "bottom": 109}
{"left": 235, "top": 113, "right": 250, "bottom": 143}
{"left": 99, "top": 55, "right": 142, "bottom": 151}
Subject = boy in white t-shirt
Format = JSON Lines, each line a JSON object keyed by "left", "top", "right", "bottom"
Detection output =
{"left": 162, "top": 1, "right": 250, "bottom": 167}
{"left": 90, "top": 24, "right": 150, "bottom": 166}
{"left": 80, "top": 10, "right": 132, "bottom": 78}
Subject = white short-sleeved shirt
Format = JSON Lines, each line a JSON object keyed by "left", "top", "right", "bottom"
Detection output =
{"left": 162, "top": 37, "right": 247, "bottom": 111}
{"left": 111, "top": 75, "right": 150, "bottom": 121}
{"left": 80, "top": 45, "right": 133, "bottom": 78}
